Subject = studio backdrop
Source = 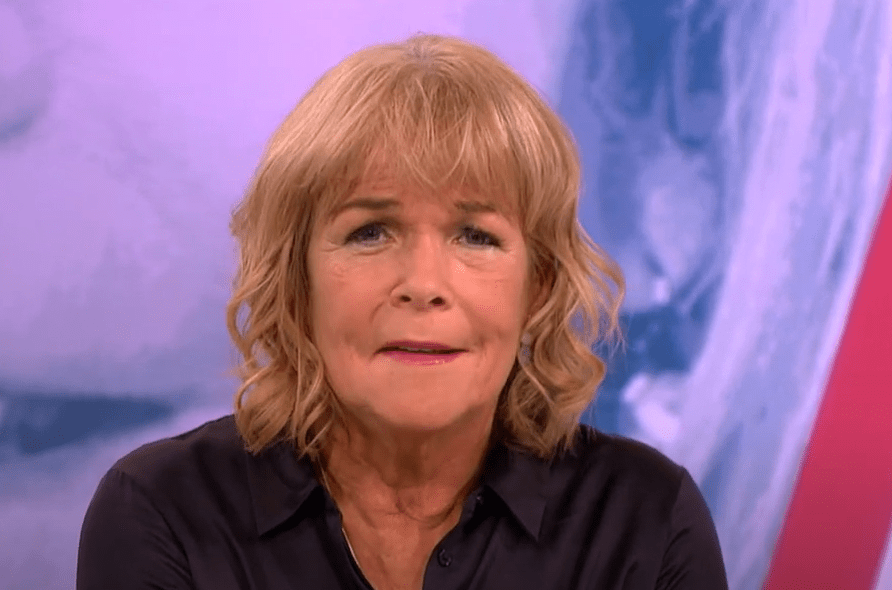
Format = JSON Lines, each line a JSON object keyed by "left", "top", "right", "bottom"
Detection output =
{"left": 1, "top": 1, "right": 891, "bottom": 589}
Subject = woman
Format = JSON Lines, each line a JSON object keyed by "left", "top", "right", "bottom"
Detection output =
{"left": 77, "top": 34, "right": 728, "bottom": 589}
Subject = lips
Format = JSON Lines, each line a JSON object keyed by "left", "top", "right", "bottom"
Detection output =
{"left": 380, "top": 340, "right": 465, "bottom": 354}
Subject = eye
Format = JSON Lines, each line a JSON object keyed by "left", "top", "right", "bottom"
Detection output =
{"left": 461, "top": 225, "right": 502, "bottom": 248}
{"left": 345, "top": 222, "right": 388, "bottom": 245}
{"left": 345, "top": 222, "right": 502, "bottom": 249}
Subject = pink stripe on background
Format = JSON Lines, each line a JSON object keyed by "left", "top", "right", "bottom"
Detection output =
{"left": 764, "top": 179, "right": 892, "bottom": 588}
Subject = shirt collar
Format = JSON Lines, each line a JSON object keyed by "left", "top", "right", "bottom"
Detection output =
{"left": 245, "top": 440, "right": 322, "bottom": 537}
{"left": 479, "top": 440, "right": 550, "bottom": 542}
{"left": 245, "top": 434, "right": 552, "bottom": 541}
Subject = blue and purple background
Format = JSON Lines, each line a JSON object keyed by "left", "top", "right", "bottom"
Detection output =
{"left": 2, "top": 1, "right": 891, "bottom": 588}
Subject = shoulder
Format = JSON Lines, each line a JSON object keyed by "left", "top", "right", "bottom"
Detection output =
{"left": 526, "top": 426, "right": 729, "bottom": 586}
{"left": 108, "top": 414, "right": 247, "bottom": 499}
{"left": 560, "top": 424, "right": 685, "bottom": 488}
{"left": 543, "top": 425, "right": 688, "bottom": 519}
{"left": 79, "top": 416, "right": 249, "bottom": 588}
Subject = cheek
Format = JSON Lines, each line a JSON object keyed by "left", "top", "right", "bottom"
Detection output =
{"left": 467, "top": 283, "right": 528, "bottom": 353}
{"left": 312, "top": 264, "right": 381, "bottom": 346}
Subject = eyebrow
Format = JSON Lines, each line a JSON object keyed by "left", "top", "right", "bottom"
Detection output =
{"left": 331, "top": 197, "right": 499, "bottom": 218}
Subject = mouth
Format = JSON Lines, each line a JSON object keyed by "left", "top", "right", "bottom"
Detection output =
{"left": 379, "top": 347, "right": 466, "bottom": 365}
{"left": 381, "top": 346, "right": 464, "bottom": 355}
{"left": 379, "top": 340, "right": 466, "bottom": 354}
{"left": 379, "top": 347, "right": 464, "bottom": 355}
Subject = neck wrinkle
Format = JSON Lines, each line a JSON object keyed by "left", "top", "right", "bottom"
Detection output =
{"left": 318, "top": 417, "right": 493, "bottom": 527}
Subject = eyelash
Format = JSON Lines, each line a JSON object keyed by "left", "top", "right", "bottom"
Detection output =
{"left": 345, "top": 221, "right": 502, "bottom": 249}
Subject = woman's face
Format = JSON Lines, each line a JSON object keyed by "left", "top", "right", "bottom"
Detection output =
{"left": 308, "top": 177, "right": 534, "bottom": 433}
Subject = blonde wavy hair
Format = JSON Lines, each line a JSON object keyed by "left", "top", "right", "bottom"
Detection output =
{"left": 227, "top": 33, "right": 624, "bottom": 461}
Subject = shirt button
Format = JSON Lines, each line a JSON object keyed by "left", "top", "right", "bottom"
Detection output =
{"left": 437, "top": 548, "right": 453, "bottom": 567}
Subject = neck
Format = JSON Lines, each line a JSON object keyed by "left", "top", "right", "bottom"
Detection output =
{"left": 321, "top": 410, "right": 494, "bottom": 526}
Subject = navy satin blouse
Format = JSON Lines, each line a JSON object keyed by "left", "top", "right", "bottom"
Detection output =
{"left": 77, "top": 415, "right": 728, "bottom": 589}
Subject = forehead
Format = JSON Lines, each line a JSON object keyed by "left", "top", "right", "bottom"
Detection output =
{"left": 323, "top": 177, "right": 520, "bottom": 223}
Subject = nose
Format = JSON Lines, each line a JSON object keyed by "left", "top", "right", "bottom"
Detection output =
{"left": 393, "top": 233, "right": 450, "bottom": 310}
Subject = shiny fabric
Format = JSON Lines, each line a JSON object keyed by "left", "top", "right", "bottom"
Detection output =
{"left": 77, "top": 415, "right": 728, "bottom": 589}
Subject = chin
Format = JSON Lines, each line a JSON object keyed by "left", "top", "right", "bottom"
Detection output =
{"left": 369, "top": 398, "right": 488, "bottom": 434}
{"left": 376, "top": 409, "right": 466, "bottom": 433}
